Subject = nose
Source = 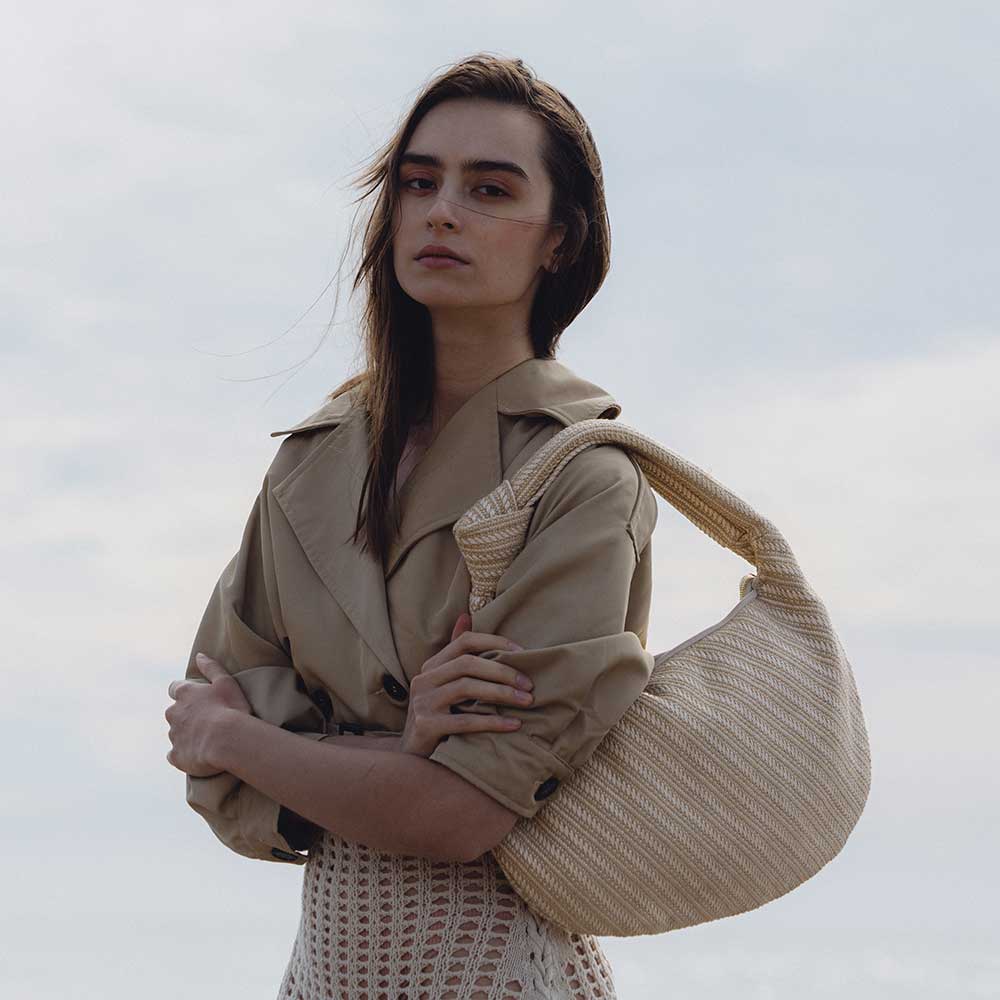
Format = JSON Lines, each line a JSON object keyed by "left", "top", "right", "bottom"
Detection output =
{"left": 424, "top": 187, "right": 461, "bottom": 231}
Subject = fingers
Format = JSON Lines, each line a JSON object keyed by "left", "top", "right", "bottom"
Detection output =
{"left": 402, "top": 640, "right": 533, "bottom": 755}
{"left": 168, "top": 651, "right": 224, "bottom": 705}
{"left": 440, "top": 675, "right": 533, "bottom": 715}
{"left": 193, "top": 652, "right": 227, "bottom": 682}
{"left": 443, "top": 679, "right": 534, "bottom": 715}
{"left": 401, "top": 701, "right": 522, "bottom": 755}
{"left": 421, "top": 628, "right": 524, "bottom": 674}
{"left": 403, "top": 690, "right": 523, "bottom": 755}
{"left": 412, "top": 653, "right": 534, "bottom": 716}
{"left": 417, "top": 650, "right": 532, "bottom": 690}
{"left": 169, "top": 653, "right": 225, "bottom": 702}
{"left": 443, "top": 711, "right": 523, "bottom": 734}
{"left": 450, "top": 611, "right": 472, "bottom": 642}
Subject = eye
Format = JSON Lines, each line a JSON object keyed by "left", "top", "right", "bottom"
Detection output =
{"left": 398, "top": 177, "right": 509, "bottom": 198}
{"left": 400, "top": 176, "right": 433, "bottom": 192}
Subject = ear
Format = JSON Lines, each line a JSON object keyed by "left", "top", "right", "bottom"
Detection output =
{"left": 544, "top": 222, "right": 567, "bottom": 272}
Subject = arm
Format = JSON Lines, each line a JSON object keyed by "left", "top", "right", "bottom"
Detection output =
{"left": 276, "top": 731, "right": 404, "bottom": 850}
{"left": 182, "top": 460, "right": 516, "bottom": 863}
{"left": 211, "top": 713, "right": 499, "bottom": 863}
{"left": 183, "top": 475, "right": 331, "bottom": 864}
{"left": 428, "top": 443, "right": 659, "bottom": 861}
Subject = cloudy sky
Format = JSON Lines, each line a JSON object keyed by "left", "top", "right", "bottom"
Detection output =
{"left": 3, "top": 2, "right": 998, "bottom": 997}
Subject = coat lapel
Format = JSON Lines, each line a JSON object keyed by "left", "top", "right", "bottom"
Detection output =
{"left": 383, "top": 379, "right": 502, "bottom": 579}
{"left": 496, "top": 357, "right": 622, "bottom": 426}
{"left": 266, "top": 359, "right": 621, "bottom": 684}
{"left": 269, "top": 391, "right": 409, "bottom": 686}
{"left": 383, "top": 358, "right": 622, "bottom": 577}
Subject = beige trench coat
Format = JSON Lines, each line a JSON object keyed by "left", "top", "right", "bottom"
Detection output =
{"left": 183, "top": 357, "right": 658, "bottom": 865}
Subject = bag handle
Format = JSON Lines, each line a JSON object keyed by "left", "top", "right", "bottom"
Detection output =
{"left": 454, "top": 418, "right": 816, "bottom": 616}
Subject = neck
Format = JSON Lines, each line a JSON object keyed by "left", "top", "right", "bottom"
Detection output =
{"left": 426, "top": 311, "right": 536, "bottom": 435}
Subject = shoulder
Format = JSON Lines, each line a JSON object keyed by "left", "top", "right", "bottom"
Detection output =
{"left": 264, "top": 387, "right": 362, "bottom": 486}
{"left": 520, "top": 418, "right": 658, "bottom": 555}
{"left": 547, "top": 437, "right": 641, "bottom": 505}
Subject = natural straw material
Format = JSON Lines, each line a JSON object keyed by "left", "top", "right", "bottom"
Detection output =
{"left": 452, "top": 418, "right": 872, "bottom": 937}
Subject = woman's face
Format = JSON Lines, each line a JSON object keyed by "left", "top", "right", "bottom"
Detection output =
{"left": 392, "top": 97, "right": 565, "bottom": 318}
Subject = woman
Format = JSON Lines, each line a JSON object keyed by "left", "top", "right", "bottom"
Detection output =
{"left": 166, "top": 53, "right": 658, "bottom": 999}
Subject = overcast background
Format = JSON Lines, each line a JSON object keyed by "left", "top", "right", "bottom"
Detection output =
{"left": 2, "top": 2, "right": 998, "bottom": 998}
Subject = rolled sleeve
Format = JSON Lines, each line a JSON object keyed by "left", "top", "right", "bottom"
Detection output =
{"left": 182, "top": 479, "right": 328, "bottom": 864}
{"left": 428, "top": 443, "right": 658, "bottom": 819}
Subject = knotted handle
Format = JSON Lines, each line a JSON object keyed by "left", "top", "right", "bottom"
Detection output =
{"left": 454, "top": 418, "right": 807, "bottom": 613}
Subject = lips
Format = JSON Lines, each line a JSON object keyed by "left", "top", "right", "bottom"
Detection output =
{"left": 415, "top": 243, "right": 469, "bottom": 263}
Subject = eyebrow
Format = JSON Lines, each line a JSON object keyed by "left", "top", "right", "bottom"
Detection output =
{"left": 398, "top": 152, "right": 531, "bottom": 183}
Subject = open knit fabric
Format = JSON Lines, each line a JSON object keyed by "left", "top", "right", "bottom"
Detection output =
{"left": 276, "top": 829, "right": 618, "bottom": 1000}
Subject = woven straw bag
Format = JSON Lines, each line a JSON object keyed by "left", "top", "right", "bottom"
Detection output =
{"left": 452, "top": 418, "right": 872, "bottom": 937}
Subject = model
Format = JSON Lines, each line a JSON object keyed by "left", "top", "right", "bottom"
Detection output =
{"left": 166, "top": 52, "right": 658, "bottom": 999}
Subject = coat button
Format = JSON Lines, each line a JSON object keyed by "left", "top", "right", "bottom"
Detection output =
{"left": 534, "top": 776, "right": 560, "bottom": 801}
{"left": 311, "top": 687, "right": 333, "bottom": 721}
{"left": 382, "top": 672, "right": 409, "bottom": 703}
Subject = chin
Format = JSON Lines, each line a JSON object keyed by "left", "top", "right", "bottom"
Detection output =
{"left": 399, "top": 283, "right": 479, "bottom": 310}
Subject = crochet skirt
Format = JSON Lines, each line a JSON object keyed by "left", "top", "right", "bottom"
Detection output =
{"left": 276, "top": 829, "right": 618, "bottom": 1000}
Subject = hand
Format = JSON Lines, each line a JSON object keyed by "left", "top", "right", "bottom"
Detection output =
{"left": 165, "top": 652, "right": 254, "bottom": 777}
{"left": 399, "top": 612, "right": 534, "bottom": 757}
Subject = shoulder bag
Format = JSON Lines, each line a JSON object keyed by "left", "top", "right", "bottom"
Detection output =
{"left": 452, "top": 418, "right": 872, "bottom": 937}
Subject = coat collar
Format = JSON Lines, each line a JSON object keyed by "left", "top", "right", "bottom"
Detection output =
{"left": 268, "top": 358, "right": 620, "bottom": 684}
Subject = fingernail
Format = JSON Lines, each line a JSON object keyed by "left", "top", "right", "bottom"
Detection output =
{"left": 509, "top": 641, "right": 524, "bottom": 651}
{"left": 515, "top": 673, "right": 533, "bottom": 689}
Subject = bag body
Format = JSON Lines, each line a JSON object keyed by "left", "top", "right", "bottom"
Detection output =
{"left": 453, "top": 418, "right": 872, "bottom": 937}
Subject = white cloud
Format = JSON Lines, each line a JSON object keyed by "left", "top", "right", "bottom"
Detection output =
{"left": 623, "top": 332, "right": 1000, "bottom": 645}
{"left": 3, "top": 3, "right": 998, "bottom": 995}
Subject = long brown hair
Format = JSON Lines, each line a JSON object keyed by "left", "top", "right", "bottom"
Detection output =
{"left": 327, "top": 52, "right": 612, "bottom": 567}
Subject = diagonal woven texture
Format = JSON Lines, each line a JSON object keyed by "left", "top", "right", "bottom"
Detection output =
{"left": 452, "top": 419, "right": 872, "bottom": 937}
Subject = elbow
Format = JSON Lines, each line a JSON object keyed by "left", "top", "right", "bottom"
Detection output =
{"left": 436, "top": 834, "right": 486, "bottom": 865}
{"left": 449, "top": 828, "right": 491, "bottom": 865}
{"left": 453, "top": 805, "right": 521, "bottom": 864}
{"left": 451, "top": 843, "right": 487, "bottom": 865}
{"left": 405, "top": 827, "right": 475, "bottom": 865}
{"left": 416, "top": 759, "right": 522, "bottom": 863}
{"left": 414, "top": 807, "right": 519, "bottom": 866}
{"left": 439, "top": 836, "right": 482, "bottom": 865}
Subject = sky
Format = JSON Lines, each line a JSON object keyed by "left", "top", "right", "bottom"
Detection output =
{"left": 2, "top": 2, "right": 998, "bottom": 997}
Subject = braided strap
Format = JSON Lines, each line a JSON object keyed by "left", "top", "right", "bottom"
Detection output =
{"left": 455, "top": 480, "right": 537, "bottom": 614}
{"left": 452, "top": 418, "right": 872, "bottom": 937}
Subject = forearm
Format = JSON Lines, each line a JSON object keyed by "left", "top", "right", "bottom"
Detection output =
{"left": 276, "top": 732, "right": 406, "bottom": 850}
{"left": 212, "top": 711, "right": 472, "bottom": 863}
{"left": 321, "top": 731, "right": 405, "bottom": 752}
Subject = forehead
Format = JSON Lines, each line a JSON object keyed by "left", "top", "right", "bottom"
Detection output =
{"left": 405, "top": 98, "right": 547, "bottom": 172}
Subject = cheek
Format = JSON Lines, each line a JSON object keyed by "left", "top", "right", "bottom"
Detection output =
{"left": 391, "top": 202, "right": 406, "bottom": 248}
{"left": 483, "top": 229, "right": 546, "bottom": 283}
